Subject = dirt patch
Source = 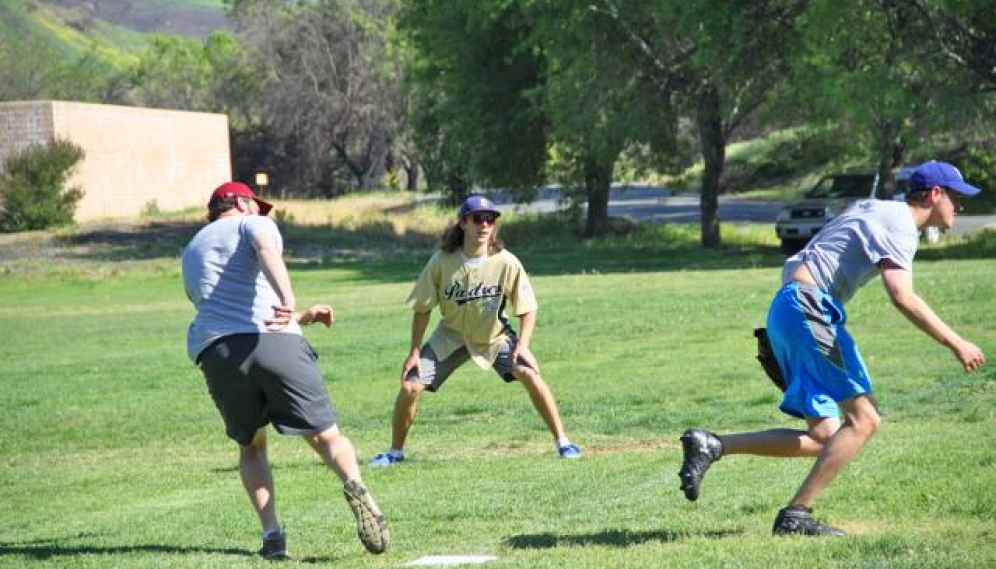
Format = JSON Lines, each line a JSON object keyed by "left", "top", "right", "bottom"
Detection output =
{"left": 0, "top": 218, "right": 202, "bottom": 275}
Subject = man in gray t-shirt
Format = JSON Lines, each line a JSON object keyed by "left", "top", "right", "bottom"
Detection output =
{"left": 679, "top": 161, "right": 986, "bottom": 536}
{"left": 182, "top": 182, "right": 388, "bottom": 559}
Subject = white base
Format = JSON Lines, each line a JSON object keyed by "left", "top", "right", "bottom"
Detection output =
{"left": 405, "top": 554, "right": 499, "bottom": 566}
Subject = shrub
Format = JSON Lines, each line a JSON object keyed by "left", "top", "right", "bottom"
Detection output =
{"left": 0, "top": 139, "right": 85, "bottom": 232}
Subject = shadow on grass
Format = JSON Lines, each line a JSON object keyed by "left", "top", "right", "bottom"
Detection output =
{"left": 0, "top": 535, "right": 339, "bottom": 564}
{"left": 0, "top": 538, "right": 251, "bottom": 560}
{"left": 503, "top": 527, "right": 742, "bottom": 549}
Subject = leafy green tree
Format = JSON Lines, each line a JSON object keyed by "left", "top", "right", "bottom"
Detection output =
{"left": 907, "top": 0, "right": 996, "bottom": 92}
{"left": 0, "top": 139, "right": 85, "bottom": 232}
{"left": 402, "top": 0, "right": 680, "bottom": 236}
{"left": 127, "top": 35, "right": 215, "bottom": 111}
{"left": 0, "top": 34, "right": 120, "bottom": 103}
{"left": 594, "top": 0, "right": 806, "bottom": 246}
{"left": 526, "top": 1, "right": 681, "bottom": 237}
{"left": 401, "top": 0, "right": 549, "bottom": 205}
{"left": 790, "top": 0, "right": 992, "bottom": 194}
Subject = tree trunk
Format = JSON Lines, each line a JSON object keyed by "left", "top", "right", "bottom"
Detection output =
{"left": 583, "top": 155, "right": 612, "bottom": 237}
{"left": 874, "top": 127, "right": 905, "bottom": 199}
{"left": 696, "top": 82, "right": 724, "bottom": 249}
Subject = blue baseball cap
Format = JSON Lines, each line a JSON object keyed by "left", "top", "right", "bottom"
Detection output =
{"left": 908, "top": 161, "right": 980, "bottom": 196}
{"left": 458, "top": 195, "right": 501, "bottom": 219}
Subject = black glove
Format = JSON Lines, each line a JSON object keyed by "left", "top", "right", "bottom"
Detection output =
{"left": 754, "top": 327, "right": 786, "bottom": 392}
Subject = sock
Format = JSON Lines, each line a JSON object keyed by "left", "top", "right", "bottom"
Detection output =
{"left": 555, "top": 438, "right": 571, "bottom": 450}
{"left": 388, "top": 448, "right": 404, "bottom": 458}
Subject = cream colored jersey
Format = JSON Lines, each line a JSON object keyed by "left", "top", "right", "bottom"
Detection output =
{"left": 407, "top": 249, "right": 538, "bottom": 369}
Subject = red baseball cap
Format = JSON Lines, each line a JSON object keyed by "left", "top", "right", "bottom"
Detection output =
{"left": 209, "top": 182, "right": 273, "bottom": 215}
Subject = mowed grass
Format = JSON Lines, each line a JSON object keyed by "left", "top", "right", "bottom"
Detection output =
{"left": 1, "top": 203, "right": 994, "bottom": 568}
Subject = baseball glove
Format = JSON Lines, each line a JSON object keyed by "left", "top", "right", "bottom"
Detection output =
{"left": 754, "top": 327, "right": 786, "bottom": 392}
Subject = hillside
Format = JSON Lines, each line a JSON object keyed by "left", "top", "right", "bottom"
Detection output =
{"left": 0, "top": 0, "right": 229, "bottom": 69}
{"left": 37, "top": 0, "right": 230, "bottom": 38}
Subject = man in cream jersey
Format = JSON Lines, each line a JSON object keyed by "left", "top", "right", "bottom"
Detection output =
{"left": 370, "top": 195, "right": 581, "bottom": 466}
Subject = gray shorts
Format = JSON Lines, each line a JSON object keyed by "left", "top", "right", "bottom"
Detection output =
{"left": 409, "top": 335, "right": 530, "bottom": 392}
{"left": 198, "top": 333, "right": 338, "bottom": 445}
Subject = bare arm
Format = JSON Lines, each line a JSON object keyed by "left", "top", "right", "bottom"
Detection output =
{"left": 401, "top": 311, "right": 432, "bottom": 382}
{"left": 880, "top": 262, "right": 985, "bottom": 372}
{"left": 254, "top": 232, "right": 297, "bottom": 331}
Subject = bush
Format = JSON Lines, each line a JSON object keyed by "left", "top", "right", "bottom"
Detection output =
{"left": 957, "top": 146, "right": 996, "bottom": 214}
{"left": 0, "top": 139, "right": 85, "bottom": 232}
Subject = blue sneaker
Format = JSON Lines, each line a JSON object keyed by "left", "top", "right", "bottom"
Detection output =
{"left": 557, "top": 443, "right": 582, "bottom": 459}
{"left": 369, "top": 452, "right": 404, "bottom": 467}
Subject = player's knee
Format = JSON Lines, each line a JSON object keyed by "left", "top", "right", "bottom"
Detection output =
{"left": 313, "top": 425, "right": 342, "bottom": 444}
{"left": 807, "top": 417, "right": 840, "bottom": 445}
{"left": 848, "top": 407, "right": 881, "bottom": 439}
{"left": 400, "top": 380, "right": 426, "bottom": 398}
{"left": 514, "top": 367, "right": 541, "bottom": 386}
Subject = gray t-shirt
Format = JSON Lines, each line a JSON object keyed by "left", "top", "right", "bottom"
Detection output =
{"left": 782, "top": 199, "right": 919, "bottom": 304}
{"left": 182, "top": 215, "right": 302, "bottom": 362}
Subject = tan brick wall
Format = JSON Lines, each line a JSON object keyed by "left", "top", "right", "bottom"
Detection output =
{"left": 0, "top": 100, "right": 231, "bottom": 221}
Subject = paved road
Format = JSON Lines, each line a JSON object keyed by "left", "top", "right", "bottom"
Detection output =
{"left": 493, "top": 186, "right": 996, "bottom": 237}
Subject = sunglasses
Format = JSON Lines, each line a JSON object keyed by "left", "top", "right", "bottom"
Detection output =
{"left": 468, "top": 212, "right": 498, "bottom": 225}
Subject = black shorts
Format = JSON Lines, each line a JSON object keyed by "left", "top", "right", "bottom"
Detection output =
{"left": 198, "top": 333, "right": 338, "bottom": 445}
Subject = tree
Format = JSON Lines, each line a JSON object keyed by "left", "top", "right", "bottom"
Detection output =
{"left": 527, "top": 1, "right": 681, "bottom": 237}
{"left": 402, "top": 0, "right": 680, "bottom": 236}
{"left": 908, "top": 0, "right": 996, "bottom": 92}
{"left": 595, "top": 0, "right": 807, "bottom": 247}
{"left": 127, "top": 35, "right": 215, "bottom": 111}
{"left": 400, "top": 0, "right": 549, "bottom": 205}
{"left": 0, "top": 34, "right": 120, "bottom": 103}
{"left": 231, "top": 0, "right": 405, "bottom": 195}
{"left": 791, "top": 0, "right": 991, "bottom": 195}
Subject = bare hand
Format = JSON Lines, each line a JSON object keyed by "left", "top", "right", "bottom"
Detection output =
{"left": 300, "top": 304, "right": 334, "bottom": 327}
{"left": 401, "top": 352, "right": 421, "bottom": 384}
{"left": 264, "top": 304, "right": 296, "bottom": 331}
{"left": 513, "top": 346, "right": 540, "bottom": 375}
{"left": 952, "top": 340, "right": 986, "bottom": 372}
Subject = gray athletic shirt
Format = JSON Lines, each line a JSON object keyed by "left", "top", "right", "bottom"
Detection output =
{"left": 182, "top": 215, "right": 302, "bottom": 362}
{"left": 782, "top": 199, "right": 919, "bottom": 304}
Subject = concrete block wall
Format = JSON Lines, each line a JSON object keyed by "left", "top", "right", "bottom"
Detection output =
{"left": 0, "top": 100, "right": 231, "bottom": 221}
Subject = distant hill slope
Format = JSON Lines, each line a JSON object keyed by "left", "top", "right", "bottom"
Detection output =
{"left": 0, "top": 0, "right": 230, "bottom": 70}
{"left": 37, "top": 0, "right": 231, "bottom": 38}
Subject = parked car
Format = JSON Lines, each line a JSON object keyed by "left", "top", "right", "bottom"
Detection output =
{"left": 775, "top": 170, "right": 880, "bottom": 254}
{"left": 775, "top": 167, "right": 935, "bottom": 254}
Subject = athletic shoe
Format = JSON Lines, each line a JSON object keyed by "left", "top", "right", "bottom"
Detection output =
{"left": 678, "top": 428, "right": 723, "bottom": 501}
{"left": 258, "top": 528, "right": 289, "bottom": 560}
{"left": 343, "top": 479, "right": 389, "bottom": 554}
{"left": 772, "top": 506, "right": 846, "bottom": 537}
{"left": 369, "top": 452, "right": 404, "bottom": 467}
{"left": 558, "top": 443, "right": 582, "bottom": 459}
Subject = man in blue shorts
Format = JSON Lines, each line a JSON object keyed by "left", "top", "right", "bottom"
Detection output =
{"left": 678, "top": 161, "right": 986, "bottom": 536}
{"left": 182, "top": 182, "right": 388, "bottom": 559}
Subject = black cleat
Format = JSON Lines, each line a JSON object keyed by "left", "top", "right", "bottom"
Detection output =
{"left": 258, "top": 528, "right": 289, "bottom": 560}
{"left": 678, "top": 428, "right": 723, "bottom": 501}
{"left": 772, "top": 506, "right": 846, "bottom": 537}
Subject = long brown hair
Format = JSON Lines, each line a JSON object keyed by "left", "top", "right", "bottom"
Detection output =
{"left": 441, "top": 219, "right": 504, "bottom": 254}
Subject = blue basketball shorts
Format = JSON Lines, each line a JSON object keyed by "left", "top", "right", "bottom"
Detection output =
{"left": 766, "top": 282, "right": 873, "bottom": 419}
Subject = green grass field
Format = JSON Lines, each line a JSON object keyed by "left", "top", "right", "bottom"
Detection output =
{"left": 1, "top": 210, "right": 994, "bottom": 568}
